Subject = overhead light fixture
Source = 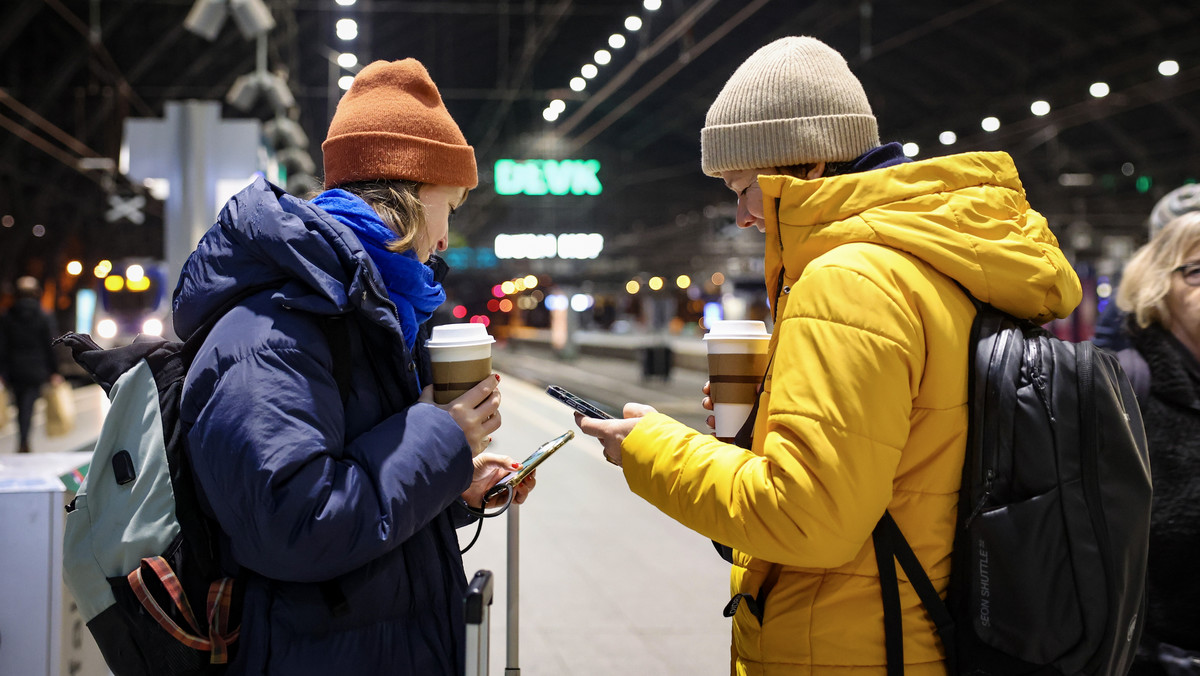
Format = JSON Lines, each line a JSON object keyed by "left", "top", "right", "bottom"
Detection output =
{"left": 228, "top": 0, "right": 274, "bottom": 38}
{"left": 226, "top": 71, "right": 295, "bottom": 114}
{"left": 1030, "top": 100, "right": 1051, "bottom": 116}
{"left": 543, "top": 108, "right": 559, "bottom": 122}
{"left": 938, "top": 131, "right": 956, "bottom": 145}
{"left": 338, "top": 75, "right": 355, "bottom": 90}
{"left": 624, "top": 16, "right": 643, "bottom": 31}
{"left": 644, "top": 0, "right": 661, "bottom": 9}
{"left": 264, "top": 116, "right": 309, "bottom": 150}
{"left": 336, "top": 18, "right": 358, "bottom": 40}
{"left": 608, "top": 33, "right": 626, "bottom": 49}
{"left": 184, "top": 0, "right": 229, "bottom": 40}
{"left": 337, "top": 52, "right": 358, "bottom": 68}
{"left": 581, "top": 64, "right": 598, "bottom": 79}
{"left": 594, "top": 49, "right": 611, "bottom": 65}
{"left": 1089, "top": 82, "right": 1110, "bottom": 98}
{"left": 902, "top": 142, "right": 919, "bottom": 157}
{"left": 1158, "top": 60, "right": 1179, "bottom": 76}
{"left": 549, "top": 99, "right": 566, "bottom": 114}
{"left": 184, "top": 0, "right": 274, "bottom": 40}
{"left": 570, "top": 77, "right": 586, "bottom": 91}
{"left": 981, "top": 116, "right": 1000, "bottom": 132}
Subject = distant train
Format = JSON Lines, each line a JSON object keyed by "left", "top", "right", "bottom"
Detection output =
{"left": 86, "top": 258, "right": 170, "bottom": 347}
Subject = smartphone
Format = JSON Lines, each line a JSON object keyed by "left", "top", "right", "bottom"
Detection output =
{"left": 483, "top": 430, "right": 574, "bottom": 502}
{"left": 546, "top": 385, "right": 615, "bottom": 419}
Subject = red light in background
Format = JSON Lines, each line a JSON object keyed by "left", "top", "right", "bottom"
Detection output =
{"left": 487, "top": 299, "right": 501, "bottom": 312}
{"left": 498, "top": 298, "right": 513, "bottom": 312}
{"left": 470, "top": 315, "right": 491, "bottom": 327}
{"left": 491, "top": 284, "right": 504, "bottom": 298}
{"left": 452, "top": 304, "right": 467, "bottom": 319}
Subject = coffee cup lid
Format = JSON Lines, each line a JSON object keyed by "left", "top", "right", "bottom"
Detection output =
{"left": 703, "top": 319, "right": 770, "bottom": 341}
{"left": 426, "top": 323, "right": 496, "bottom": 348}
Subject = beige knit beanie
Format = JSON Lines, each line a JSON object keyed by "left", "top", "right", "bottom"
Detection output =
{"left": 701, "top": 36, "right": 879, "bottom": 176}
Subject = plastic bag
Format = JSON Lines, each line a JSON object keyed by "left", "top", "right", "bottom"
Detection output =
{"left": 44, "top": 381, "right": 75, "bottom": 437}
{"left": 0, "top": 383, "right": 10, "bottom": 431}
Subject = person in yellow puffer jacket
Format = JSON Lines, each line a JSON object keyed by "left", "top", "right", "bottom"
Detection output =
{"left": 573, "top": 36, "right": 1083, "bottom": 675}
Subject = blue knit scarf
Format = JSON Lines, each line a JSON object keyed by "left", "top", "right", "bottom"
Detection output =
{"left": 311, "top": 189, "right": 445, "bottom": 350}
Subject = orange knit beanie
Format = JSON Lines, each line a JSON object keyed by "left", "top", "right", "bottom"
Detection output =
{"left": 322, "top": 59, "right": 478, "bottom": 189}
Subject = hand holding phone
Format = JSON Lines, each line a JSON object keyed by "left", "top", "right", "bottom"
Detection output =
{"left": 546, "top": 385, "right": 614, "bottom": 419}
{"left": 483, "top": 430, "right": 573, "bottom": 502}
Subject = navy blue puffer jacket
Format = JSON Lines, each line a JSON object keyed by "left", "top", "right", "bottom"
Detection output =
{"left": 173, "top": 177, "right": 475, "bottom": 675}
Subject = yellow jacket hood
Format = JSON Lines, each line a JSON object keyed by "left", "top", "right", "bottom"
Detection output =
{"left": 760, "top": 151, "right": 1081, "bottom": 323}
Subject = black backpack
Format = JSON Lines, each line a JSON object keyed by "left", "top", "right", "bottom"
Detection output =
{"left": 57, "top": 294, "right": 353, "bottom": 676}
{"left": 872, "top": 296, "right": 1153, "bottom": 675}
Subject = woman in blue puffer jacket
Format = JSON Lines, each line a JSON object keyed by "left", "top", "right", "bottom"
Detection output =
{"left": 172, "top": 59, "right": 531, "bottom": 675}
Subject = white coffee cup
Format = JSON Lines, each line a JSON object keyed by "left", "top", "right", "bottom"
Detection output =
{"left": 426, "top": 324, "right": 496, "bottom": 404}
{"left": 704, "top": 320, "right": 771, "bottom": 441}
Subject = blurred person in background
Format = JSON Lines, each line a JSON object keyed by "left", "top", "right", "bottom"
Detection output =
{"left": 574, "top": 36, "right": 1080, "bottom": 674}
{"left": 1094, "top": 183, "right": 1200, "bottom": 351}
{"left": 0, "top": 275, "right": 63, "bottom": 453}
{"left": 173, "top": 59, "right": 532, "bottom": 675}
{"left": 1113, "top": 212, "right": 1200, "bottom": 674}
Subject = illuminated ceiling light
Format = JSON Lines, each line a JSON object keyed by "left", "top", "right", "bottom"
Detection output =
{"left": 981, "top": 116, "right": 1000, "bottom": 132}
{"left": 675, "top": 274, "right": 691, "bottom": 289}
{"left": 336, "top": 18, "right": 358, "bottom": 40}
{"left": 581, "top": 64, "right": 598, "bottom": 79}
{"left": 335, "top": 0, "right": 355, "bottom": 4}
{"left": 626, "top": 280, "right": 641, "bottom": 294}
{"left": 1030, "top": 100, "right": 1051, "bottom": 116}
{"left": 902, "top": 142, "right": 919, "bottom": 157}
{"left": 1158, "top": 60, "right": 1179, "bottom": 76}
{"left": 938, "top": 131, "right": 957, "bottom": 145}
{"left": 644, "top": 0, "right": 662, "bottom": 9}
{"left": 1089, "top": 82, "right": 1110, "bottom": 98}
{"left": 549, "top": 99, "right": 566, "bottom": 114}
{"left": 624, "top": 15, "right": 643, "bottom": 31}
{"left": 569, "top": 77, "right": 586, "bottom": 91}
{"left": 337, "top": 52, "right": 358, "bottom": 68}
{"left": 594, "top": 49, "right": 611, "bottom": 65}
{"left": 608, "top": 33, "right": 626, "bottom": 49}
{"left": 337, "top": 75, "right": 355, "bottom": 90}
{"left": 648, "top": 276, "right": 664, "bottom": 290}
{"left": 542, "top": 107, "right": 560, "bottom": 122}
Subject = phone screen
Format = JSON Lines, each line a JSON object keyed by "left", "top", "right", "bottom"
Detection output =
{"left": 484, "top": 430, "right": 573, "bottom": 501}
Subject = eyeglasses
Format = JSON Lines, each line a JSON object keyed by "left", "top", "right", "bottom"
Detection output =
{"left": 1173, "top": 262, "right": 1200, "bottom": 287}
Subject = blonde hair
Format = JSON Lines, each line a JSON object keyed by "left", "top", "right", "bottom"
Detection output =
{"left": 1115, "top": 211, "right": 1200, "bottom": 329}
{"left": 336, "top": 180, "right": 427, "bottom": 255}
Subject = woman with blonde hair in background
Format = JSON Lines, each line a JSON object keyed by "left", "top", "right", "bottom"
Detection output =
{"left": 1114, "top": 212, "right": 1200, "bottom": 674}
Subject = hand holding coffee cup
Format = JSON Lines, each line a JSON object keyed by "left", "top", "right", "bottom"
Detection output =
{"left": 704, "top": 320, "right": 770, "bottom": 443}
{"left": 425, "top": 324, "right": 500, "bottom": 454}
{"left": 426, "top": 324, "right": 496, "bottom": 404}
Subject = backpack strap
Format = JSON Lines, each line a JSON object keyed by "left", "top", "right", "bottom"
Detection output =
{"left": 873, "top": 511, "right": 959, "bottom": 674}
